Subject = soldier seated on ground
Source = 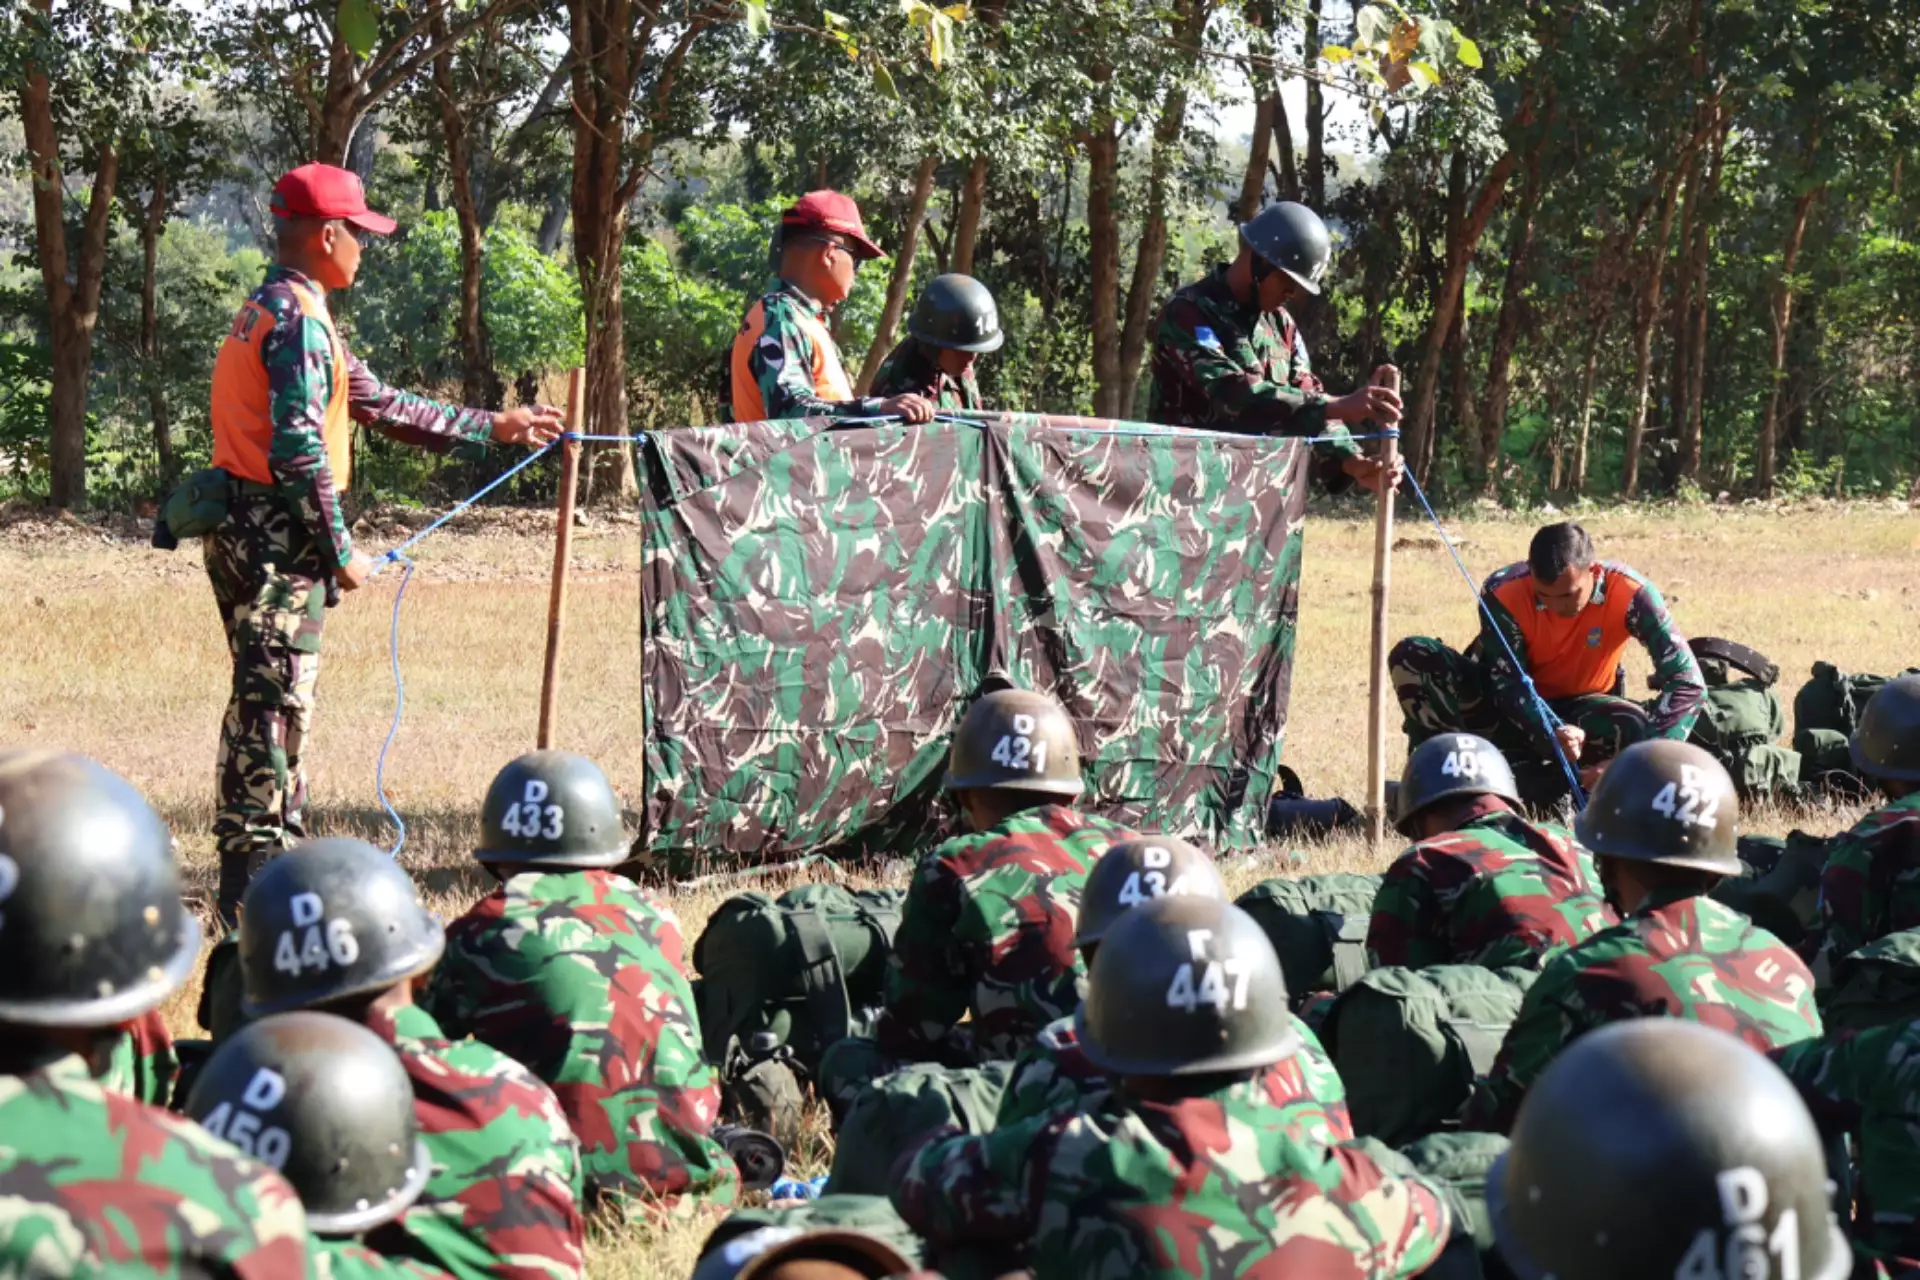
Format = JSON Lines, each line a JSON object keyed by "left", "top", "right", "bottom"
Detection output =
{"left": 239, "top": 838, "right": 587, "bottom": 1280}
{"left": 869, "top": 275, "right": 1002, "bottom": 412}
{"left": 1390, "top": 521, "right": 1706, "bottom": 803}
{"left": 818, "top": 682, "right": 1136, "bottom": 1114}
{"left": 420, "top": 751, "right": 746, "bottom": 1211}
{"left": 0, "top": 750, "right": 315, "bottom": 1277}
{"left": 895, "top": 897, "right": 1459, "bottom": 1278}
{"left": 1367, "top": 733, "right": 1615, "bottom": 972}
{"left": 1806, "top": 675, "right": 1920, "bottom": 964}
{"left": 997, "top": 835, "right": 1350, "bottom": 1145}
{"left": 1466, "top": 742, "right": 1822, "bottom": 1133}
{"left": 184, "top": 1012, "right": 449, "bottom": 1279}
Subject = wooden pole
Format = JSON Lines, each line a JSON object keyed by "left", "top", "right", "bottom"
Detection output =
{"left": 537, "top": 367, "right": 585, "bottom": 749}
{"left": 1366, "top": 365, "right": 1404, "bottom": 849}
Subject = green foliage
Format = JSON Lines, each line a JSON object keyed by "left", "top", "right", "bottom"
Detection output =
{"left": 484, "top": 227, "right": 584, "bottom": 377}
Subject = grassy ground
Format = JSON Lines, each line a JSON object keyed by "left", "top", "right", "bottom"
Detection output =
{"left": 1, "top": 497, "right": 1914, "bottom": 1275}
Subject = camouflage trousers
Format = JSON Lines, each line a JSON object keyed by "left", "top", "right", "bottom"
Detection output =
{"left": 1390, "top": 636, "right": 1651, "bottom": 796}
{"left": 204, "top": 495, "right": 329, "bottom": 926}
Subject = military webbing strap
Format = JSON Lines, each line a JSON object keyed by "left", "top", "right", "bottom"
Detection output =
{"left": 1692, "top": 636, "right": 1780, "bottom": 688}
{"left": 1324, "top": 913, "right": 1372, "bottom": 993}
{"left": 1447, "top": 1016, "right": 1508, "bottom": 1083}
{"left": 788, "top": 908, "right": 854, "bottom": 1052}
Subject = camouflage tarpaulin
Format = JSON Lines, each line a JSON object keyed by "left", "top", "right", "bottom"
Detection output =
{"left": 636, "top": 413, "right": 1309, "bottom": 875}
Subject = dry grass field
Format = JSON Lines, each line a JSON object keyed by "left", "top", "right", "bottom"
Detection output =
{"left": 1, "top": 497, "right": 1915, "bottom": 1275}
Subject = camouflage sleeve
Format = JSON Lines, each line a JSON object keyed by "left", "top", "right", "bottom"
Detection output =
{"left": 875, "top": 853, "right": 973, "bottom": 1059}
{"left": 893, "top": 1115, "right": 1060, "bottom": 1247}
{"left": 1624, "top": 576, "right": 1705, "bottom": 739}
{"left": 1773, "top": 1028, "right": 1897, "bottom": 1134}
{"left": 346, "top": 353, "right": 495, "bottom": 456}
{"left": 99, "top": 1009, "right": 180, "bottom": 1107}
{"left": 750, "top": 300, "right": 882, "bottom": 419}
{"left": 1464, "top": 949, "right": 1588, "bottom": 1132}
{"left": 1477, "top": 585, "right": 1556, "bottom": 758}
{"left": 1154, "top": 297, "right": 1345, "bottom": 446}
{"left": 1815, "top": 832, "right": 1878, "bottom": 962}
{"left": 1367, "top": 859, "right": 1445, "bottom": 970}
{"left": 260, "top": 298, "right": 354, "bottom": 570}
{"left": 415, "top": 927, "right": 483, "bottom": 1040}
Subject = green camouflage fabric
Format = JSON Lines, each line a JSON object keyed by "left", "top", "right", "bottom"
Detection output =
{"left": 1466, "top": 888, "right": 1822, "bottom": 1132}
{"left": 365, "top": 1003, "right": 586, "bottom": 1280}
{"left": 420, "top": 869, "right": 739, "bottom": 1208}
{"left": 996, "top": 1011, "right": 1353, "bottom": 1143}
{"left": 1367, "top": 809, "right": 1617, "bottom": 970}
{"left": 0, "top": 1051, "right": 315, "bottom": 1278}
{"left": 636, "top": 415, "right": 1311, "bottom": 872}
{"left": 1776, "top": 1020, "right": 1920, "bottom": 1268}
{"left": 737, "top": 281, "right": 886, "bottom": 419}
{"left": 875, "top": 804, "right": 1133, "bottom": 1064}
{"left": 870, "top": 339, "right": 984, "bottom": 410}
{"left": 100, "top": 1010, "right": 182, "bottom": 1108}
{"left": 316, "top": 1241, "right": 456, "bottom": 1280}
{"left": 1811, "top": 791, "right": 1920, "bottom": 962}
{"left": 895, "top": 1080, "right": 1452, "bottom": 1278}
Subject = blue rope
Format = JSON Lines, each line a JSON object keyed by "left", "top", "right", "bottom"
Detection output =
{"left": 368, "top": 440, "right": 560, "bottom": 577}
{"left": 377, "top": 552, "right": 416, "bottom": 858}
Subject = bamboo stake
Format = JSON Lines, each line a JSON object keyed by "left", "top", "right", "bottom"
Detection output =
{"left": 1366, "top": 365, "right": 1404, "bottom": 849}
{"left": 537, "top": 367, "right": 585, "bottom": 750}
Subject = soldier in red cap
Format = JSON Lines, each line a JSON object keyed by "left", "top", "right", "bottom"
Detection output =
{"left": 203, "top": 163, "right": 564, "bottom": 925}
{"left": 729, "top": 190, "right": 936, "bottom": 424}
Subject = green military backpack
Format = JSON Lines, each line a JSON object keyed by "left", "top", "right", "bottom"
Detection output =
{"left": 698, "top": 1193, "right": 926, "bottom": 1270}
{"left": 1685, "top": 637, "right": 1802, "bottom": 801}
{"left": 1401, "top": 1130, "right": 1513, "bottom": 1279}
{"left": 1821, "top": 928, "right": 1920, "bottom": 1033}
{"left": 1321, "top": 964, "right": 1534, "bottom": 1148}
{"left": 1793, "top": 661, "right": 1920, "bottom": 793}
{"left": 1349, "top": 1137, "right": 1492, "bottom": 1280}
{"left": 1708, "top": 831, "right": 1830, "bottom": 948}
{"left": 1234, "top": 873, "right": 1381, "bottom": 1006}
{"left": 825, "top": 1060, "right": 1012, "bottom": 1197}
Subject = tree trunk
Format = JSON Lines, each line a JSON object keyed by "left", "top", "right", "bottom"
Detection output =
{"left": 856, "top": 155, "right": 939, "bottom": 394}
{"left": 432, "top": 31, "right": 502, "bottom": 411}
{"left": 1678, "top": 110, "right": 1726, "bottom": 483}
{"left": 1303, "top": 0, "right": 1326, "bottom": 208}
{"left": 1085, "top": 116, "right": 1123, "bottom": 418}
{"left": 538, "top": 181, "right": 569, "bottom": 255}
{"left": 951, "top": 156, "right": 989, "bottom": 275}
{"left": 1474, "top": 136, "right": 1545, "bottom": 493}
{"left": 140, "top": 176, "right": 175, "bottom": 483}
{"left": 1237, "top": 94, "right": 1276, "bottom": 222}
{"left": 1447, "top": 300, "right": 1473, "bottom": 480}
{"left": 1757, "top": 186, "right": 1820, "bottom": 494}
{"left": 1572, "top": 323, "right": 1603, "bottom": 497}
{"left": 1620, "top": 164, "right": 1684, "bottom": 497}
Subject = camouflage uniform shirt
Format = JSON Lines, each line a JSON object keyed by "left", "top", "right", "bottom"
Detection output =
{"left": 996, "top": 1012, "right": 1353, "bottom": 1145}
{"left": 738, "top": 280, "right": 887, "bottom": 420}
{"left": 100, "top": 1009, "right": 182, "bottom": 1109}
{"left": 897, "top": 1083, "right": 1452, "bottom": 1278}
{"left": 870, "top": 339, "right": 983, "bottom": 411}
{"left": 1467, "top": 889, "right": 1821, "bottom": 1131}
{"left": 0, "top": 1051, "right": 314, "bottom": 1278}
{"left": 421, "top": 869, "right": 739, "bottom": 1208}
{"left": 1813, "top": 791, "right": 1920, "bottom": 962}
{"left": 365, "top": 1003, "right": 586, "bottom": 1280}
{"left": 875, "top": 804, "right": 1136, "bottom": 1064}
{"left": 1367, "top": 808, "right": 1617, "bottom": 971}
{"left": 316, "top": 1240, "right": 456, "bottom": 1280}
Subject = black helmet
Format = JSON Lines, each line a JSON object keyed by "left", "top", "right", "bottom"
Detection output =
{"left": 1851, "top": 674, "right": 1920, "bottom": 783}
{"left": 240, "top": 838, "right": 445, "bottom": 1019}
{"left": 1489, "top": 1019, "right": 1850, "bottom": 1280}
{"left": 1394, "top": 733, "right": 1521, "bottom": 836}
{"left": 184, "top": 1011, "right": 431, "bottom": 1236}
{"left": 1238, "top": 201, "right": 1332, "bottom": 295}
{"left": 0, "top": 750, "right": 200, "bottom": 1027}
{"left": 476, "top": 751, "right": 628, "bottom": 869}
{"left": 945, "top": 687, "right": 1083, "bottom": 798}
{"left": 1075, "top": 835, "right": 1225, "bottom": 950}
{"left": 1574, "top": 740, "right": 1741, "bottom": 875}
{"left": 907, "top": 274, "right": 1004, "bottom": 353}
{"left": 1076, "top": 896, "right": 1297, "bottom": 1076}
{"left": 692, "top": 1226, "right": 916, "bottom": 1280}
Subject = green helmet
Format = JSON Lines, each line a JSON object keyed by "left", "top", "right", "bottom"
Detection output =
{"left": 1238, "top": 201, "right": 1332, "bottom": 296}
{"left": 907, "top": 274, "right": 1004, "bottom": 353}
{"left": 0, "top": 750, "right": 200, "bottom": 1027}
{"left": 944, "top": 687, "right": 1083, "bottom": 799}
{"left": 1076, "top": 896, "right": 1297, "bottom": 1076}
{"left": 476, "top": 751, "right": 628, "bottom": 868}
{"left": 692, "top": 1227, "right": 916, "bottom": 1280}
{"left": 240, "top": 838, "right": 445, "bottom": 1019}
{"left": 1488, "top": 1019, "right": 1850, "bottom": 1280}
{"left": 184, "top": 1011, "right": 431, "bottom": 1237}
{"left": 1850, "top": 674, "right": 1920, "bottom": 783}
{"left": 1394, "top": 733, "right": 1520, "bottom": 836}
{"left": 1075, "top": 835, "right": 1225, "bottom": 950}
{"left": 1574, "top": 740, "right": 1741, "bottom": 875}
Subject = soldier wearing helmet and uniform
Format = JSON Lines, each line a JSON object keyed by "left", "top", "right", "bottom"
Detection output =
{"left": 420, "top": 752, "right": 749, "bottom": 1210}
{"left": 238, "top": 839, "right": 586, "bottom": 1280}
{"left": 0, "top": 750, "right": 315, "bottom": 1277}
{"left": 1807, "top": 675, "right": 1920, "bottom": 962}
{"left": 183, "top": 1012, "right": 449, "bottom": 1279}
{"left": 1368, "top": 733, "right": 1615, "bottom": 971}
{"left": 1490, "top": 1019, "right": 1852, "bottom": 1280}
{"left": 895, "top": 896, "right": 1456, "bottom": 1277}
{"left": 1465, "top": 740, "right": 1822, "bottom": 1132}
{"left": 1148, "top": 201, "right": 1403, "bottom": 495}
{"left": 869, "top": 274, "right": 1003, "bottom": 411}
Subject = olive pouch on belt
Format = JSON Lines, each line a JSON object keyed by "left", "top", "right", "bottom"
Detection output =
{"left": 154, "top": 467, "right": 234, "bottom": 548}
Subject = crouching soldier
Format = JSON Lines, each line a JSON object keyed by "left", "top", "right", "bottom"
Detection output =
{"left": 1809, "top": 675, "right": 1920, "bottom": 962}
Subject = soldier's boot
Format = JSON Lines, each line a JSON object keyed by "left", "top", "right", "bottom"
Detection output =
{"left": 725, "top": 1034, "right": 808, "bottom": 1153}
{"left": 712, "top": 1123, "right": 787, "bottom": 1191}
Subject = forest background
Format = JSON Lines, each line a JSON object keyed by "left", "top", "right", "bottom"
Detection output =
{"left": 5, "top": 0, "right": 1919, "bottom": 515}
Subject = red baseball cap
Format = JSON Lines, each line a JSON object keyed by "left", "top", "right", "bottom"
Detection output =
{"left": 781, "top": 190, "right": 885, "bottom": 260}
{"left": 270, "top": 163, "right": 397, "bottom": 236}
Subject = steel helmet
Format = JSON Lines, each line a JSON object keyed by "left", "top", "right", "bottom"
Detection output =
{"left": 907, "top": 274, "right": 1004, "bottom": 353}
{"left": 476, "top": 751, "right": 628, "bottom": 868}
{"left": 1850, "top": 674, "right": 1920, "bottom": 783}
{"left": 1238, "top": 201, "right": 1332, "bottom": 295}
{"left": 1574, "top": 739, "right": 1742, "bottom": 875}
{"left": 1075, "top": 835, "right": 1225, "bottom": 950}
{"left": 1394, "top": 733, "right": 1521, "bottom": 836}
{"left": 692, "top": 1227, "right": 916, "bottom": 1280}
{"left": 945, "top": 686, "right": 1083, "bottom": 798}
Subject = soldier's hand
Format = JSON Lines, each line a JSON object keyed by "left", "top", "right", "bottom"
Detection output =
{"left": 878, "top": 394, "right": 936, "bottom": 424}
{"left": 1554, "top": 724, "right": 1587, "bottom": 763}
{"left": 1329, "top": 383, "right": 1404, "bottom": 425}
{"left": 492, "top": 404, "right": 565, "bottom": 447}
{"left": 1342, "top": 452, "right": 1406, "bottom": 494}
{"left": 336, "top": 550, "right": 374, "bottom": 593}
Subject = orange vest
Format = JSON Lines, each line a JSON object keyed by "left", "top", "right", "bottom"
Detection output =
{"left": 730, "top": 291, "right": 853, "bottom": 422}
{"left": 1491, "top": 566, "right": 1639, "bottom": 700}
{"left": 211, "top": 278, "right": 352, "bottom": 488}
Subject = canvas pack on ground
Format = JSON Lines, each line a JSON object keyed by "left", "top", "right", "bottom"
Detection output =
{"left": 1234, "top": 873, "right": 1380, "bottom": 1006}
{"left": 1710, "top": 831, "right": 1831, "bottom": 948}
{"left": 1685, "top": 637, "right": 1801, "bottom": 801}
{"left": 1401, "top": 1130, "right": 1513, "bottom": 1280}
{"left": 1322, "top": 964, "right": 1535, "bottom": 1147}
{"left": 1793, "top": 661, "right": 1920, "bottom": 792}
{"left": 1821, "top": 928, "right": 1920, "bottom": 1032}
{"left": 825, "top": 1060, "right": 1012, "bottom": 1197}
